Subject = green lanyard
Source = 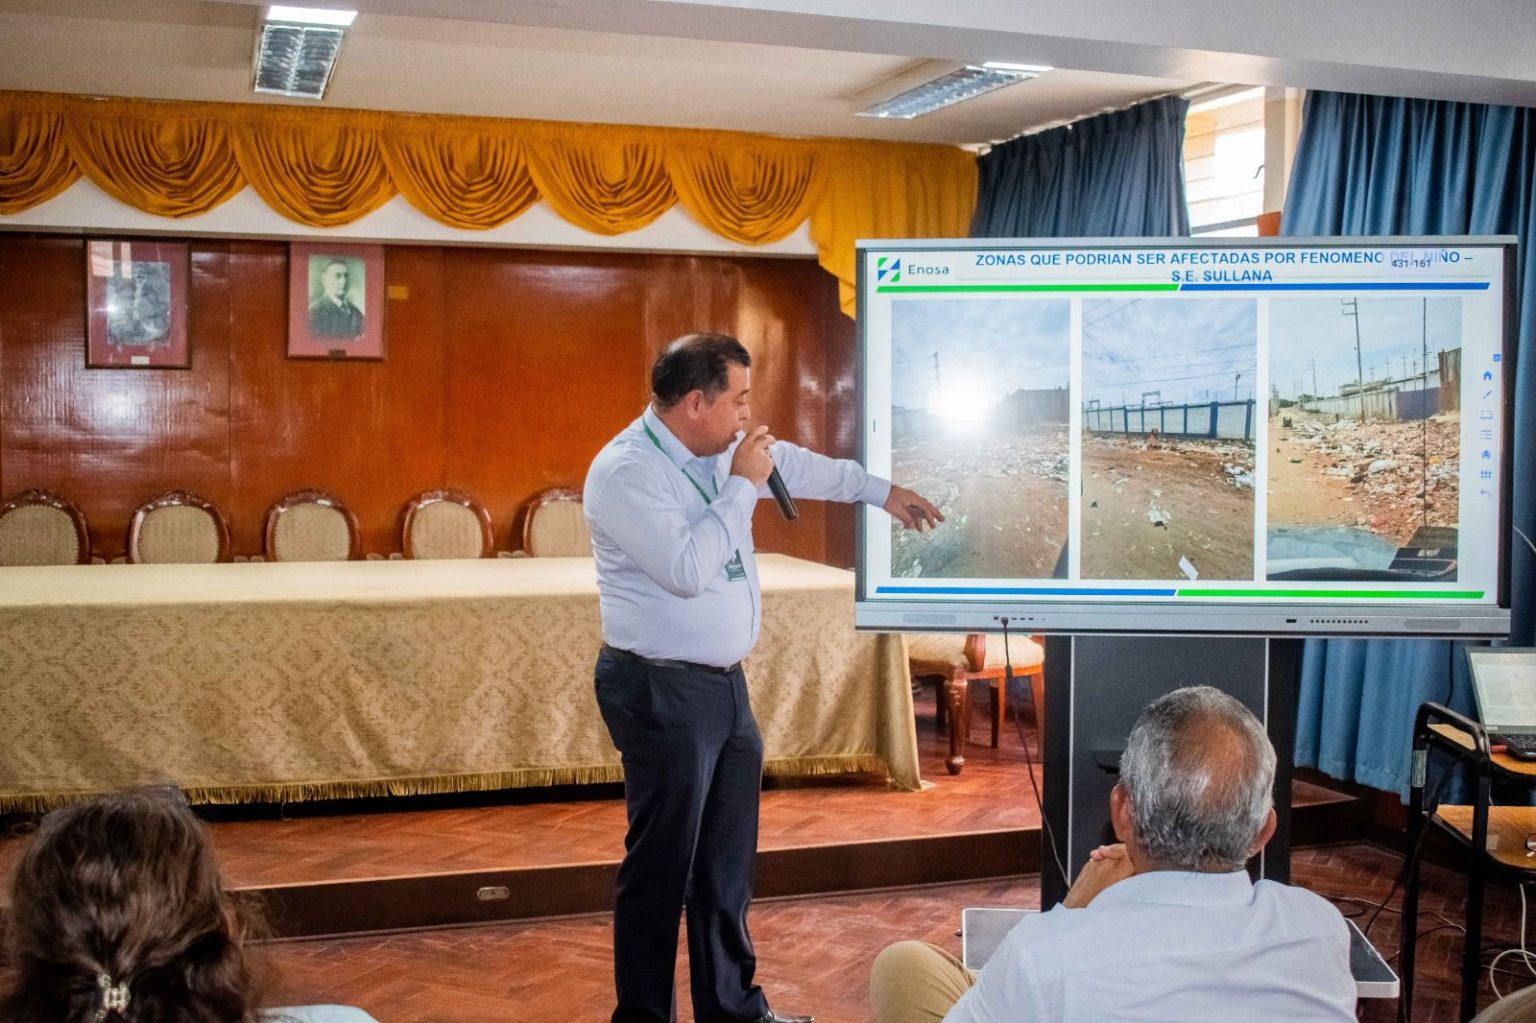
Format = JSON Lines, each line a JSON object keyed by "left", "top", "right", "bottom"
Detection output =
{"left": 643, "top": 420, "right": 718, "bottom": 504}
{"left": 642, "top": 419, "right": 750, "bottom": 588}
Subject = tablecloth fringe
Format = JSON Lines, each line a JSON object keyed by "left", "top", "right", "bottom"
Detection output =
{"left": 0, "top": 755, "right": 904, "bottom": 811}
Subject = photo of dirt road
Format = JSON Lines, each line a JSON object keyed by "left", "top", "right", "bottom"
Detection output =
{"left": 1268, "top": 296, "right": 1461, "bottom": 581}
{"left": 1079, "top": 297, "right": 1258, "bottom": 581}
{"left": 889, "top": 298, "right": 1069, "bottom": 579}
{"left": 1082, "top": 436, "right": 1256, "bottom": 580}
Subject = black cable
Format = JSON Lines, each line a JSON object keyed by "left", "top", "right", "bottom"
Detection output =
{"left": 1000, "top": 617, "right": 1069, "bottom": 889}
{"left": 1374, "top": 747, "right": 1473, "bottom": 941}
{"left": 1446, "top": 641, "right": 1457, "bottom": 708}
{"left": 1393, "top": 747, "right": 1478, "bottom": 1023}
{"left": 1385, "top": 923, "right": 1468, "bottom": 964}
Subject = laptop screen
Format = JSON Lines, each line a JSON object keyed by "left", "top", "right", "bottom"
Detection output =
{"left": 1468, "top": 649, "right": 1536, "bottom": 732}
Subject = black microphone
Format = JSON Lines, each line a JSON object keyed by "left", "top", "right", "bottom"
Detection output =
{"left": 767, "top": 466, "right": 798, "bottom": 520}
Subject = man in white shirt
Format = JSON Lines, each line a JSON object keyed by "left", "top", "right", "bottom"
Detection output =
{"left": 586, "top": 332, "right": 941, "bottom": 1023}
{"left": 870, "top": 685, "right": 1356, "bottom": 1023}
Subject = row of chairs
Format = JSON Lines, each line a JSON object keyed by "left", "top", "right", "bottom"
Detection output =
{"left": 0, "top": 486, "right": 593, "bottom": 566}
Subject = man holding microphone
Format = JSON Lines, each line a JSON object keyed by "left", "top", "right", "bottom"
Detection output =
{"left": 585, "top": 332, "right": 941, "bottom": 1023}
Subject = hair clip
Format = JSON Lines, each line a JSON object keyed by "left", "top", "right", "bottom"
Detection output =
{"left": 92, "top": 973, "right": 130, "bottom": 1021}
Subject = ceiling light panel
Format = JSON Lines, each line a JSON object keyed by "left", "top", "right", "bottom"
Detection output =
{"left": 266, "top": 6, "right": 357, "bottom": 27}
{"left": 857, "top": 64, "right": 1049, "bottom": 120}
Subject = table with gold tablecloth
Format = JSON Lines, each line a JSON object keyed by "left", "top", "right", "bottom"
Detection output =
{"left": 0, "top": 554, "right": 920, "bottom": 810}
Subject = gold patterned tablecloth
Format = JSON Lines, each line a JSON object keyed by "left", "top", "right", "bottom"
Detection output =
{"left": 0, "top": 555, "right": 920, "bottom": 810}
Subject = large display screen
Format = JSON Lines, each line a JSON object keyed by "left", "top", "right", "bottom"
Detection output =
{"left": 856, "top": 237, "right": 1515, "bottom": 636}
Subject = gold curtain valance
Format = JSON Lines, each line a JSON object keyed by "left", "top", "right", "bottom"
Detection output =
{"left": 0, "top": 91, "right": 976, "bottom": 315}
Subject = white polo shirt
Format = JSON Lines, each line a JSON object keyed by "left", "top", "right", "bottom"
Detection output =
{"left": 945, "top": 869, "right": 1355, "bottom": 1023}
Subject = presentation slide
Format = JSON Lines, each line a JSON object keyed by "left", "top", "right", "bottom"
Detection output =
{"left": 856, "top": 238, "right": 1513, "bottom": 636}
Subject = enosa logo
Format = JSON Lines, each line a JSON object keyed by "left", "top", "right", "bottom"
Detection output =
{"left": 876, "top": 256, "right": 901, "bottom": 283}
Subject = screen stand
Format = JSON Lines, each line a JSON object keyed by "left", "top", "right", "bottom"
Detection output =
{"left": 1040, "top": 635, "right": 1301, "bottom": 907}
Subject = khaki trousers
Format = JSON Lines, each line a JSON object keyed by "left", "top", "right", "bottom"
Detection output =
{"left": 869, "top": 941, "right": 978, "bottom": 1023}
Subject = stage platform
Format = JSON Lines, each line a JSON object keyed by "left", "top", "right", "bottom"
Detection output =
{"left": 0, "top": 686, "right": 1364, "bottom": 937}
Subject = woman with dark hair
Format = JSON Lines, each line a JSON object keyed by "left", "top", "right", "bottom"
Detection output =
{"left": 1, "top": 787, "right": 375, "bottom": 1023}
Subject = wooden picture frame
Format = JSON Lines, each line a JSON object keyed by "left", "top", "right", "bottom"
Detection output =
{"left": 287, "top": 242, "right": 386, "bottom": 360}
{"left": 85, "top": 239, "right": 190, "bottom": 369}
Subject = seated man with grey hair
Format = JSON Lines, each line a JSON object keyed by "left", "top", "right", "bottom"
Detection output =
{"left": 870, "top": 685, "right": 1354, "bottom": 1022}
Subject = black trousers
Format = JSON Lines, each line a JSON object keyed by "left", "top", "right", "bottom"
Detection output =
{"left": 594, "top": 646, "right": 769, "bottom": 1023}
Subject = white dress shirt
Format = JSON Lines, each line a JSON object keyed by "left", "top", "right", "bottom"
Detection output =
{"left": 946, "top": 870, "right": 1355, "bottom": 1023}
{"left": 584, "top": 406, "right": 890, "bottom": 667}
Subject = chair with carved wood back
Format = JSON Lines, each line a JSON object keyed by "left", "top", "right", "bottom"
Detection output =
{"left": 0, "top": 489, "right": 92, "bottom": 566}
{"left": 907, "top": 631, "right": 1045, "bottom": 775}
{"left": 521, "top": 487, "right": 591, "bottom": 557}
{"left": 265, "top": 489, "right": 361, "bottom": 562}
{"left": 127, "top": 490, "right": 231, "bottom": 564}
{"left": 400, "top": 489, "right": 494, "bottom": 559}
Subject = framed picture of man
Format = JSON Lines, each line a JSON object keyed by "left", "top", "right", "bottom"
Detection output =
{"left": 287, "top": 242, "right": 386, "bottom": 359}
{"left": 85, "top": 239, "right": 190, "bottom": 369}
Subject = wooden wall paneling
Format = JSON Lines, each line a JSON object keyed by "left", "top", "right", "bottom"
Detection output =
{"left": 0, "top": 236, "right": 851, "bottom": 565}
{"left": 228, "top": 243, "right": 448, "bottom": 558}
{"left": 639, "top": 254, "right": 729, "bottom": 376}
{"left": 0, "top": 237, "right": 232, "bottom": 561}
{"left": 441, "top": 249, "right": 649, "bottom": 552}
{"left": 821, "top": 290, "right": 858, "bottom": 568}
{"left": 735, "top": 257, "right": 832, "bottom": 564}
{"left": 0, "top": 236, "right": 91, "bottom": 540}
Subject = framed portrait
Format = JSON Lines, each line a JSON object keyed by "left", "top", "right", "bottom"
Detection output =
{"left": 85, "top": 239, "right": 190, "bottom": 369}
{"left": 287, "top": 242, "right": 386, "bottom": 360}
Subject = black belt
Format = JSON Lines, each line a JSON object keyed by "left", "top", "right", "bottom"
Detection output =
{"left": 603, "top": 644, "right": 741, "bottom": 676}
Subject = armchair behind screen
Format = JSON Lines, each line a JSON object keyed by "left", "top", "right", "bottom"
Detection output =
{"left": 907, "top": 631, "right": 1045, "bottom": 775}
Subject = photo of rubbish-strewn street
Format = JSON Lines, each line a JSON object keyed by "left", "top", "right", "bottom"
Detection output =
{"left": 1268, "top": 296, "right": 1461, "bottom": 581}
{"left": 1080, "top": 298, "right": 1258, "bottom": 581}
{"left": 889, "top": 299, "right": 1070, "bottom": 579}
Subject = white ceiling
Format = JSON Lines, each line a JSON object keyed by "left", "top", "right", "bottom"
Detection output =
{"left": 0, "top": 0, "right": 1531, "bottom": 147}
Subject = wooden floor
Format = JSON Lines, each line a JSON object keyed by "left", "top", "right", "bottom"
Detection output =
{"left": 258, "top": 842, "right": 1536, "bottom": 1023}
{"left": 5, "top": 687, "right": 1516, "bottom": 1020}
{"left": 277, "top": 841, "right": 1533, "bottom": 1023}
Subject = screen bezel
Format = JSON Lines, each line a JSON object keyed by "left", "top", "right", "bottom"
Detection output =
{"left": 854, "top": 236, "right": 1516, "bottom": 638}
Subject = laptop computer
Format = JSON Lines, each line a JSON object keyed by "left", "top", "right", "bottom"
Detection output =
{"left": 960, "top": 907, "right": 1397, "bottom": 998}
{"left": 1467, "top": 647, "right": 1536, "bottom": 760}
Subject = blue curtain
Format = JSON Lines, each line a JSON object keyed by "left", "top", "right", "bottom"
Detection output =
{"left": 1283, "top": 90, "right": 1536, "bottom": 798}
{"left": 972, "top": 95, "right": 1190, "bottom": 237}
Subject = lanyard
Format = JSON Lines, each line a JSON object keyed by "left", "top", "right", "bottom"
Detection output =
{"left": 642, "top": 418, "right": 752, "bottom": 595}
{"left": 642, "top": 420, "right": 718, "bottom": 505}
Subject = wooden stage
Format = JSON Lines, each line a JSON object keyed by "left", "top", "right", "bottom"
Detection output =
{"left": 2, "top": 685, "right": 1359, "bottom": 927}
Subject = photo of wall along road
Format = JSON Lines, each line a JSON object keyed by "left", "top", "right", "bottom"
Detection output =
{"left": 1079, "top": 297, "right": 1258, "bottom": 581}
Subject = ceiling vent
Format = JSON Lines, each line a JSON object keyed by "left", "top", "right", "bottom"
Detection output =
{"left": 253, "top": 6, "right": 356, "bottom": 100}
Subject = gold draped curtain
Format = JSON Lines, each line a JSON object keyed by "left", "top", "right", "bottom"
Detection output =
{"left": 0, "top": 91, "right": 976, "bottom": 315}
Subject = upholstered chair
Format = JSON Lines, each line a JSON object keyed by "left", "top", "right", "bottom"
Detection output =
{"left": 265, "top": 489, "right": 361, "bottom": 562}
{"left": 400, "top": 489, "right": 494, "bottom": 559}
{"left": 520, "top": 488, "right": 591, "bottom": 557}
{"left": 126, "top": 490, "right": 231, "bottom": 564}
{"left": 0, "top": 489, "right": 91, "bottom": 566}
{"left": 907, "top": 632, "right": 1045, "bottom": 775}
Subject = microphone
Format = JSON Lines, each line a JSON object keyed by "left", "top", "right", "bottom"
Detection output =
{"left": 767, "top": 466, "right": 798, "bottom": 520}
